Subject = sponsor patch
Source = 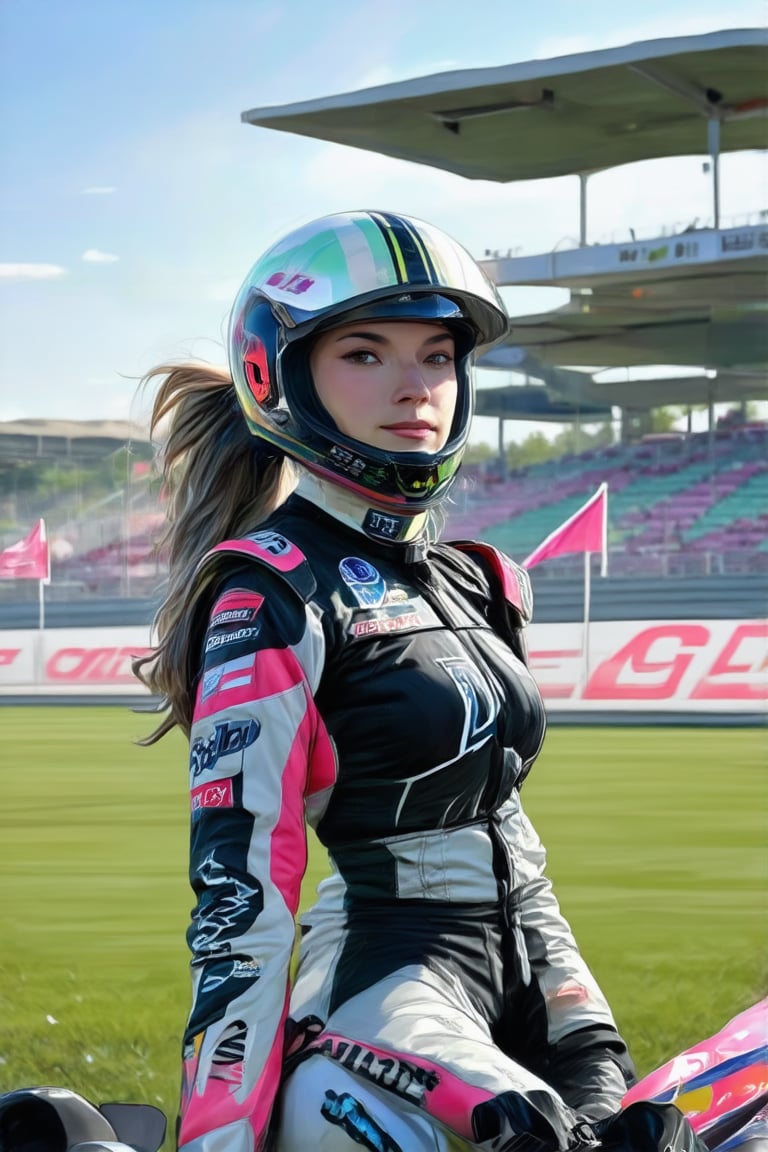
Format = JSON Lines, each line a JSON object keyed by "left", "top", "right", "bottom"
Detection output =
{"left": 350, "top": 598, "right": 439, "bottom": 638}
{"left": 352, "top": 612, "right": 422, "bottom": 637}
{"left": 205, "top": 626, "right": 259, "bottom": 653}
{"left": 329, "top": 444, "right": 366, "bottom": 477}
{"left": 250, "top": 530, "right": 293, "bottom": 557}
{"left": 201, "top": 653, "right": 256, "bottom": 701}
{"left": 339, "top": 556, "right": 387, "bottom": 608}
{"left": 200, "top": 957, "right": 262, "bottom": 996}
{"left": 209, "top": 590, "right": 264, "bottom": 631}
{"left": 191, "top": 778, "right": 234, "bottom": 816}
{"left": 232, "top": 958, "right": 262, "bottom": 978}
{"left": 266, "top": 270, "right": 315, "bottom": 295}
{"left": 314, "top": 1036, "right": 439, "bottom": 1105}
{"left": 190, "top": 718, "right": 260, "bottom": 779}
{"left": 363, "top": 508, "right": 409, "bottom": 541}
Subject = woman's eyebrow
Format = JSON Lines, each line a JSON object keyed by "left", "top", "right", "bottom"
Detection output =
{"left": 334, "top": 330, "right": 388, "bottom": 344}
{"left": 334, "top": 329, "right": 453, "bottom": 345}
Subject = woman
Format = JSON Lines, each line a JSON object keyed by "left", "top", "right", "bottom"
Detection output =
{"left": 134, "top": 210, "right": 680, "bottom": 1152}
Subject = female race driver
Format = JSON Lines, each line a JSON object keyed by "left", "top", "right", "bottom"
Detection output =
{"left": 134, "top": 210, "right": 701, "bottom": 1152}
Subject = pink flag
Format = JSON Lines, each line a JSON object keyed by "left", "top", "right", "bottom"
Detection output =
{"left": 0, "top": 519, "right": 50, "bottom": 582}
{"left": 522, "top": 484, "right": 607, "bottom": 575}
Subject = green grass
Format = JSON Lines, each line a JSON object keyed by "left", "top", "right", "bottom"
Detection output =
{"left": 0, "top": 709, "right": 765, "bottom": 1149}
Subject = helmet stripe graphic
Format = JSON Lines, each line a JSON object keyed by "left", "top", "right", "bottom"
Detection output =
{"left": 379, "top": 212, "right": 434, "bottom": 286}
{"left": 393, "top": 212, "right": 439, "bottom": 284}
{"left": 370, "top": 212, "right": 408, "bottom": 283}
{"left": 370, "top": 211, "right": 438, "bottom": 287}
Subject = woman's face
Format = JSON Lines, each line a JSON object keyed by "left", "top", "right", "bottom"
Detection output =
{"left": 309, "top": 320, "right": 458, "bottom": 453}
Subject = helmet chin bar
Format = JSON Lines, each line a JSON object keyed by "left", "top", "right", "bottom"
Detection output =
{"left": 296, "top": 469, "right": 432, "bottom": 545}
{"left": 296, "top": 428, "right": 465, "bottom": 514}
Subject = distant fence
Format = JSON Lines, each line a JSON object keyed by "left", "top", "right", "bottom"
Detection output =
{"left": 1, "top": 573, "right": 765, "bottom": 627}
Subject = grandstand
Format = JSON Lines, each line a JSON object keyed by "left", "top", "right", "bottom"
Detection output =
{"left": 0, "top": 419, "right": 161, "bottom": 599}
{"left": 0, "top": 411, "right": 765, "bottom": 606}
{"left": 446, "top": 422, "right": 768, "bottom": 577}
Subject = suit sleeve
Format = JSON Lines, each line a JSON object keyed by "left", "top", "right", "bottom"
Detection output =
{"left": 177, "top": 567, "right": 336, "bottom": 1152}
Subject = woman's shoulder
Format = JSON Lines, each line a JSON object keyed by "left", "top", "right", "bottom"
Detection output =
{"left": 438, "top": 538, "right": 533, "bottom": 624}
{"left": 197, "top": 495, "right": 353, "bottom": 611}
{"left": 199, "top": 524, "right": 318, "bottom": 607}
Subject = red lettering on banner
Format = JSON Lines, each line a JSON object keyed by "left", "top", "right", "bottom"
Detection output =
{"left": 47, "top": 646, "right": 154, "bottom": 682}
{"left": 584, "top": 625, "right": 710, "bottom": 699}
{"left": 0, "top": 648, "right": 21, "bottom": 667}
{"left": 691, "top": 622, "right": 768, "bottom": 700}
{"left": 539, "top": 684, "right": 579, "bottom": 699}
{"left": 528, "top": 649, "right": 581, "bottom": 699}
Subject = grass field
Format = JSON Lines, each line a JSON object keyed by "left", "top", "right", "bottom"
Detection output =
{"left": 0, "top": 707, "right": 765, "bottom": 1150}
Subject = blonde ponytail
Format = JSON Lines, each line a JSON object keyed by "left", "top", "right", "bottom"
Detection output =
{"left": 133, "top": 363, "right": 294, "bottom": 741}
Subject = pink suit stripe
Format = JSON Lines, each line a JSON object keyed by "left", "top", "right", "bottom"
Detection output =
{"left": 180, "top": 993, "right": 289, "bottom": 1149}
{"left": 310, "top": 1031, "right": 495, "bottom": 1141}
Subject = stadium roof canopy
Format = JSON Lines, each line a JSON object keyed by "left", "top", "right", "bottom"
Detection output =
{"left": 243, "top": 29, "right": 768, "bottom": 418}
{"left": 0, "top": 420, "right": 150, "bottom": 463}
{"left": 479, "top": 222, "right": 768, "bottom": 385}
{"left": 242, "top": 28, "right": 768, "bottom": 182}
{"left": 475, "top": 367, "right": 767, "bottom": 420}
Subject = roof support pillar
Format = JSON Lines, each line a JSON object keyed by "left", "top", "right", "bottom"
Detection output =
{"left": 579, "top": 172, "right": 589, "bottom": 246}
{"left": 707, "top": 116, "right": 721, "bottom": 228}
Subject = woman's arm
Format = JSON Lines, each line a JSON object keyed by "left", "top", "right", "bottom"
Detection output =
{"left": 178, "top": 568, "right": 333, "bottom": 1151}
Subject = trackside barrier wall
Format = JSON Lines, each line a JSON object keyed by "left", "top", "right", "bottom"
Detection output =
{"left": 0, "top": 620, "right": 765, "bottom": 714}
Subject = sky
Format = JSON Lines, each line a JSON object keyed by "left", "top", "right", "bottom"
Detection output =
{"left": 1, "top": 0, "right": 766, "bottom": 446}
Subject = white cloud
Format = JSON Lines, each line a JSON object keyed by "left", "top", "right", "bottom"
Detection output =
{"left": 0, "top": 263, "right": 67, "bottom": 280}
{"left": 81, "top": 249, "right": 120, "bottom": 263}
{"left": 82, "top": 185, "right": 117, "bottom": 195}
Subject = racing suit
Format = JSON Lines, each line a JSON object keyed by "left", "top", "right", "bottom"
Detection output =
{"left": 176, "top": 479, "right": 634, "bottom": 1152}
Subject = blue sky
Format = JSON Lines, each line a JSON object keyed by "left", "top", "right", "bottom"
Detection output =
{"left": 1, "top": 0, "right": 766, "bottom": 438}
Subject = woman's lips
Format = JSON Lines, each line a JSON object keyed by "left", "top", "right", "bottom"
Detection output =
{"left": 382, "top": 423, "right": 436, "bottom": 440}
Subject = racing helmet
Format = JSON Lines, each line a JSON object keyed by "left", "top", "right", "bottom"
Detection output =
{"left": 228, "top": 210, "right": 509, "bottom": 513}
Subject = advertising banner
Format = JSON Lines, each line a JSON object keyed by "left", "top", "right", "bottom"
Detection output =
{"left": 0, "top": 619, "right": 765, "bottom": 712}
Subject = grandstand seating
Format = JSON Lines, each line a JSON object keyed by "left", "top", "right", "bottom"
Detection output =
{"left": 2, "top": 423, "right": 765, "bottom": 597}
{"left": 52, "top": 518, "right": 166, "bottom": 595}
{"left": 445, "top": 425, "right": 768, "bottom": 577}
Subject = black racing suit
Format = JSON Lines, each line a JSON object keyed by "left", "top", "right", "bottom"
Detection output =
{"left": 176, "top": 489, "right": 634, "bottom": 1151}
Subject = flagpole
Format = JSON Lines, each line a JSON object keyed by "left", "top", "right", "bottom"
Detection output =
{"left": 582, "top": 550, "right": 592, "bottom": 692}
{"left": 38, "top": 518, "right": 49, "bottom": 685}
{"left": 39, "top": 517, "right": 49, "bottom": 632}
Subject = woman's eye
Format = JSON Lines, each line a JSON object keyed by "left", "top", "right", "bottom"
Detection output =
{"left": 343, "top": 349, "right": 378, "bottom": 364}
{"left": 426, "top": 351, "right": 453, "bottom": 365}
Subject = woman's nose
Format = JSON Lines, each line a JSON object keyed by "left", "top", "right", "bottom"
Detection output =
{"left": 394, "top": 362, "right": 430, "bottom": 401}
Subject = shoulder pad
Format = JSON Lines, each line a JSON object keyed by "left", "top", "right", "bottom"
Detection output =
{"left": 197, "top": 529, "right": 317, "bottom": 603}
{"left": 449, "top": 540, "right": 533, "bottom": 623}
